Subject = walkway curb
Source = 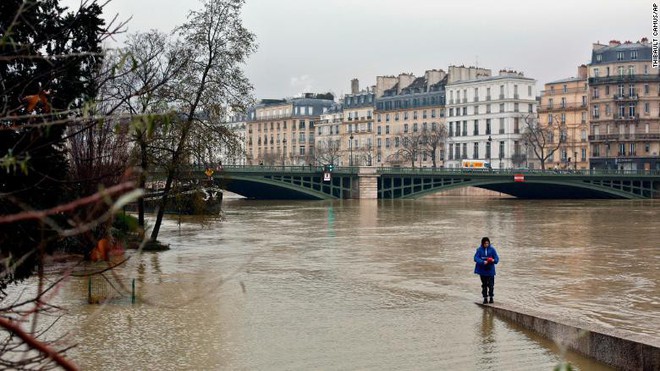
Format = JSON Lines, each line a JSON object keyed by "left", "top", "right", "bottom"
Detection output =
{"left": 478, "top": 302, "right": 660, "bottom": 370}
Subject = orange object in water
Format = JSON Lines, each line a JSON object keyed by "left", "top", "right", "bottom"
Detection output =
{"left": 90, "top": 238, "right": 110, "bottom": 261}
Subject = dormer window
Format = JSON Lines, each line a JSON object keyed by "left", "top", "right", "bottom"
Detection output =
{"left": 631, "top": 50, "right": 638, "bottom": 60}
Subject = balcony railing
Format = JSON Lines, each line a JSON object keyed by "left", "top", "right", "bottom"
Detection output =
{"left": 537, "top": 102, "right": 589, "bottom": 111}
{"left": 588, "top": 133, "right": 660, "bottom": 141}
{"left": 588, "top": 75, "right": 660, "bottom": 85}
{"left": 613, "top": 94, "right": 639, "bottom": 100}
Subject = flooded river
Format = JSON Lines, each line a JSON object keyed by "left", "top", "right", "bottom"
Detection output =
{"left": 37, "top": 196, "right": 660, "bottom": 369}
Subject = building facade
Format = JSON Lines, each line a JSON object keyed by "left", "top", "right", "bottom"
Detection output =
{"left": 373, "top": 70, "right": 448, "bottom": 167}
{"left": 445, "top": 67, "right": 538, "bottom": 169}
{"left": 245, "top": 94, "right": 335, "bottom": 165}
{"left": 223, "top": 113, "right": 248, "bottom": 165}
{"left": 537, "top": 66, "right": 589, "bottom": 170}
{"left": 587, "top": 39, "right": 660, "bottom": 171}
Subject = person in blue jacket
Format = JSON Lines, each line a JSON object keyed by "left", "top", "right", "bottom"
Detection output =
{"left": 474, "top": 237, "right": 499, "bottom": 304}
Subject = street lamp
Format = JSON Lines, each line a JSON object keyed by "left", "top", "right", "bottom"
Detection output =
{"left": 605, "top": 140, "right": 610, "bottom": 170}
{"left": 349, "top": 133, "right": 354, "bottom": 167}
{"left": 487, "top": 135, "right": 492, "bottom": 169}
{"left": 574, "top": 150, "right": 577, "bottom": 171}
{"left": 282, "top": 138, "right": 287, "bottom": 167}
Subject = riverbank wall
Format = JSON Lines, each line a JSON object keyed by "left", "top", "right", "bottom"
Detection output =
{"left": 481, "top": 302, "right": 660, "bottom": 370}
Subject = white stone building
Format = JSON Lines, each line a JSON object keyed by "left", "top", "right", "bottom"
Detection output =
{"left": 445, "top": 67, "right": 537, "bottom": 169}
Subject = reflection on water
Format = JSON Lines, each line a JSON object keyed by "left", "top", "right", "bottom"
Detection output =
{"left": 21, "top": 197, "right": 658, "bottom": 369}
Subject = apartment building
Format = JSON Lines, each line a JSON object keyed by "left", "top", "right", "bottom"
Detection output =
{"left": 315, "top": 102, "right": 343, "bottom": 165}
{"left": 373, "top": 70, "right": 448, "bottom": 167}
{"left": 245, "top": 94, "right": 335, "bottom": 165}
{"left": 342, "top": 80, "right": 376, "bottom": 166}
{"left": 537, "top": 66, "right": 589, "bottom": 170}
{"left": 445, "top": 67, "right": 537, "bottom": 169}
{"left": 223, "top": 113, "right": 248, "bottom": 165}
{"left": 587, "top": 39, "right": 660, "bottom": 171}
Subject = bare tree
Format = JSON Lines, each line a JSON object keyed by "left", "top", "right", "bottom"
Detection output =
{"left": 149, "top": 0, "right": 257, "bottom": 241}
{"left": 389, "top": 130, "right": 426, "bottom": 168}
{"left": 421, "top": 123, "right": 448, "bottom": 168}
{"left": 314, "top": 138, "right": 342, "bottom": 166}
{"left": 355, "top": 141, "right": 376, "bottom": 166}
{"left": 520, "top": 113, "right": 565, "bottom": 170}
{"left": 98, "top": 31, "right": 190, "bottom": 228}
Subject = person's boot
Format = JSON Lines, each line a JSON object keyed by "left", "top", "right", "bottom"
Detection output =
{"left": 489, "top": 297, "right": 494, "bottom": 304}
{"left": 483, "top": 297, "right": 488, "bottom": 304}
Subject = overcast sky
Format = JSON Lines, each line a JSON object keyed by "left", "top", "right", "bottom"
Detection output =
{"left": 66, "top": 0, "right": 650, "bottom": 99}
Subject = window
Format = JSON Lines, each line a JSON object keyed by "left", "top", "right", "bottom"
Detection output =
{"left": 413, "top": 123, "right": 418, "bottom": 132}
{"left": 385, "top": 138, "right": 390, "bottom": 148}
{"left": 628, "top": 66, "right": 635, "bottom": 76}
{"left": 499, "top": 141, "right": 505, "bottom": 159}
{"left": 473, "top": 143, "right": 479, "bottom": 159}
{"left": 474, "top": 105, "right": 479, "bottom": 114}
{"left": 377, "top": 138, "right": 382, "bottom": 148}
{"left": 562, "top": 84, "right": 567, "bottom": 93}
{"left": 404, "top": 124, "right": 409, "bottom": 133}
{"left": 499, "top": 103, "right": 504, "bottom": 113}
{"left": 413, "top": 111, "right": 418, "bottom": 119}
{"left": 593, "top": 105, "right": 600, "bottom": 118}
{"left": 593, "top": 68, "right": 599, "bottom": 77}
{"left": 499, "top": 118, "right": 505, "bottom": 134}
{"left": 473, "top": 120, "right": 479, "bottom": 135}
{"left": 514, "top": 103, "right": 519, "bottom": 112}
{"left": 462, "top": 121, "right": 467, "bottom": 136}
{"left": 596, "top": 54, "right": 602, "bottom": 62}
{"left": 617, "top": 51, "right": 625, "bottom": 60}
{"left": 606, "top": 104, "right": 611, "bottom": 116}
{"left": 377, "top": 114, "right": 381, "bottom": 122}
{"left": 645, "top": 102, "right": 650, "bottom": 114}
{"left": 377, "top": 126, "right": 382, "bottom": 135}
{"left": 513, "top": 118, "right": 519, "bottom": 134}
{"left": 528, "top": 86, "right": 532, "bottom": 96}
{"left": 386, "top": 125, "right": 390, "bottom": 134}
{"left": 394, "top": 113, "right": 399, "bottom": 121}
{"left": 593, "top": 87, "right": 599, "bottom": 99}
{"left": 386, "top": 114, "right": 390, "bottom": 122}
{"left": 645, "top": 84, "right": 650, "bottom": 95}
{"left": 486, "top": 104, "right": 491, "bottom": 113}
{"left": 629, "top": 103, "right": 636, "bottom": 117}
{"left": 486, "top": 119, "right": 491, "bottom": 134}
{"left": 629, "top": 84, "right": 635, "bottom": 97}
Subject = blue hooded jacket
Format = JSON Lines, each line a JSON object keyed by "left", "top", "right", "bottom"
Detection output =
{"left": 473, "top": 245, "right": 499, "bottom": 276}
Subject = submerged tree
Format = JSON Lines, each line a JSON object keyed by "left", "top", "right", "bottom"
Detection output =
{"left": 148, "top": 0, "right": 257, "bottom": 240}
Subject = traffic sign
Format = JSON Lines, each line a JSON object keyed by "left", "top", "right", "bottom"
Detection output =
{"left": 514, "top": 174, "right": 525, "bottom": 182}
{"left": 323, "top": 172, "right": 331, "bottom": 182}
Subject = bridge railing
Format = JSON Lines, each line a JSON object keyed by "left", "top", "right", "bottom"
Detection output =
{"left": 375, "top": 167, "right": 660, "bottom": 177}
{"left": 191, "top": 164, "right": 360, "bottom": 174}
{"left": 173, "top": 164, "right": 660, "bottom": 177}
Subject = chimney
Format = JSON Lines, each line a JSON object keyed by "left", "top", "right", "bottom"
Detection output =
{"left": 397, "top": 73, "right": 415, "bottom": 94}
{"left": 351, "top": 78, "right": 359, "bottom": 94}
{"left": 592, "top": 42, "right": 607, "bottom": 51}
{"left": 375, "top": 76, "right": 398, "bottom": 98}
{"left": 608, "top": 39, "right": 621, "bottom": 47}
{"left": 425, "top": 69, "right": 443, "bottom": 87}
{"left": 577, "top": 65, "right": 588, "bottom": 79}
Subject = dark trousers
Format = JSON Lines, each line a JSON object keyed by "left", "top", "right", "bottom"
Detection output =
{"left": 480, "top": 275, "right": 495, "bottom": 298}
